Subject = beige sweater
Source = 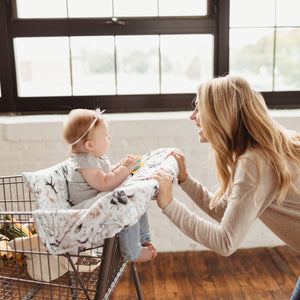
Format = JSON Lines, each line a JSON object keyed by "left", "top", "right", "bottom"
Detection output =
{"left": 163, "top": 150, "right": 300, "bottom": 256}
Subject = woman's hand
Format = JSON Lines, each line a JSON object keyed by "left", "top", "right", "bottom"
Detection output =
{"left": 166, "top": 149, "right": 188, "bottom": 183}
{"left": 151, "top": 169, "right": 174, "bottom": 210}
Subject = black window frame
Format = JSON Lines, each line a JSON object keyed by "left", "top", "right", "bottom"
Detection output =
{"left": 0, "top": 0, "right": 299, "bottom": 114}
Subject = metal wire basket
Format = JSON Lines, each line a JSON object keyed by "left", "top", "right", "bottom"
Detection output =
{"left": 0, "top": 175, "right": 142, "bottom": 300}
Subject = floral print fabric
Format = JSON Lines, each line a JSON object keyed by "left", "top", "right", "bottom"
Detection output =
{"left": 23, "top": 148, "right": 178, "bottom": 255}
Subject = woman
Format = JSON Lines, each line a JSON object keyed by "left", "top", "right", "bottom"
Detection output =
{"left": 152, "top": 75, "right": 300, "bottom": 299}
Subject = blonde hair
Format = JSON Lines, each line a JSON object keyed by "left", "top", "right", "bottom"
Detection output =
{"left": 197, "top": 75, "right": 300, "bottom": 208}
{"left": 63, "top": 108, "right": 105, "bottom": 154}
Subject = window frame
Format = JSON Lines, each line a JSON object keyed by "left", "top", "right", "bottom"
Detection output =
{"left": 0, "top": 0, "right": 299, "bottom": 114}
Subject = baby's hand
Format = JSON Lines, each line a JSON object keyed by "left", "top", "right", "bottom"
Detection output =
{"left": 122, "top": 155, "right": 140, "bottom": 172}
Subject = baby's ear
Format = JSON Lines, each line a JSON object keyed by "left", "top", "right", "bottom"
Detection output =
{"left": 84, "top": 140, "right": 93, "bottom": 151}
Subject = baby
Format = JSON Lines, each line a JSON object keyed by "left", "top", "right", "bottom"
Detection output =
{"left": 62, "top": 108, "right": 156, "bottom": 262}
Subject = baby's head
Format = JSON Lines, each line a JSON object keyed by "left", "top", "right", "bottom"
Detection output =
{"left": 63, "top": 108, "right": 108, "bottom": 155}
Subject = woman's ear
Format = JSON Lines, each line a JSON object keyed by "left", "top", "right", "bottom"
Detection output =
{"left": 84, "top": 140, "right": 93, "bottom": 152}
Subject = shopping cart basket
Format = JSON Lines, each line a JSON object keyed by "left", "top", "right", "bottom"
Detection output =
{"left": 0, "top": 175, "right": 143, "bottom": 300}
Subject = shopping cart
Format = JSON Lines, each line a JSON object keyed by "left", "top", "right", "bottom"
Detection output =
{"left": 0, "top": 175, "right": 143, "bottom": 300}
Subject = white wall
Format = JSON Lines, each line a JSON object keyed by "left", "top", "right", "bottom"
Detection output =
{"left": 1, "top": 109, "right": 300, "bottom": 252}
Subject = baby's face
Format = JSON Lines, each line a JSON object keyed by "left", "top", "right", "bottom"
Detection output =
{"left": 89, "top": 121, "right": 111, "bottom": 157}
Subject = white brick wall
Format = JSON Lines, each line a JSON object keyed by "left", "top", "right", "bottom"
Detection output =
{"left": 1, "top": 110, "right": 300, "bottom": 252}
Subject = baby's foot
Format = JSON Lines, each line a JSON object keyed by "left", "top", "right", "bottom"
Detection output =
{"left": 132, "top": 246, "right": 154, "bottom": 263}
{"left": 142, "top": 241, "right": 157, "bottom": 259}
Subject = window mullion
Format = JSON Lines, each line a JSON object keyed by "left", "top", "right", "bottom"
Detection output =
{"left": 158, "top": 35, "right": 162, "bottom": 94}
{"left": 215, "top": 0, "right": 229, "bottom": 76}
{"left": 114, "top": 36, "right": 118, "bottom": 95}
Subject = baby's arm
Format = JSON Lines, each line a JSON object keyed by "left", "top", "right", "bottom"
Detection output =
{"left": 111, "top": 158, "right": 125, "bottom": 172}
{"left": 79, "top": 155, "right": 139, "bottom": 192}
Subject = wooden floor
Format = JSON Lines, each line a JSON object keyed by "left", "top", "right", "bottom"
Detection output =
{"left": 110, "top": 246, "right": 300, "bottom": 300}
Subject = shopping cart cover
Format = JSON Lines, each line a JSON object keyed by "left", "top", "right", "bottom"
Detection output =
{"left": 30, "top": 148, "right": 178, "bottom": 255}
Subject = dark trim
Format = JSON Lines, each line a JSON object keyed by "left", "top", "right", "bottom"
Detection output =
{"left": 0, "top": 0, "right": 16, "bottom": 111}
{"left": 262, "top": 92, "right": 300, "bottom": 109}
{"left": 11, "top": 94, "right": 195, "bottom": 114}
{"left": 10, "top": 17, "right": 216, "bottom": 37}
{"left": 3, "top": 92, "right": 299, "bottom": 115}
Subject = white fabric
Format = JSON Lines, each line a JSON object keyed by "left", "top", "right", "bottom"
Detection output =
{"left": 23, "top": 162, "right": 70, "bottom": 210}
{"left": 30, "top": 148, "right": 178, "bottom": 255}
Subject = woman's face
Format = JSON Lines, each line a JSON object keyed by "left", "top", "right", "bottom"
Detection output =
{"left": 190, "top": 97, "right": 208, "bottom": 143}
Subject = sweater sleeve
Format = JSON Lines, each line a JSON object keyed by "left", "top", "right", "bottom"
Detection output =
{"left": 178, "top": 175, "right": 226, "bottom": 222}
{"left": 164, "top": 156, "right": 276, "bottom": 256}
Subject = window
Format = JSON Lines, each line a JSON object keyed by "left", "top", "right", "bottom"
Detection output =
{"left": 14, "top": 34, "right": 213, "bottom": 97}
{"left": 230, "top": 0, "right": 300, "bottom": 91}
{"left": 14, "top": 37, "right": 72, "bottom": 97}
{"left": 16, "top": 0, "right": 207, "bottom": 18}
{"left": 0, "top": 0, "right": 299, "bottom": 114}
{"left": 230, "top": 0, "right": 300, "bottom": 107}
